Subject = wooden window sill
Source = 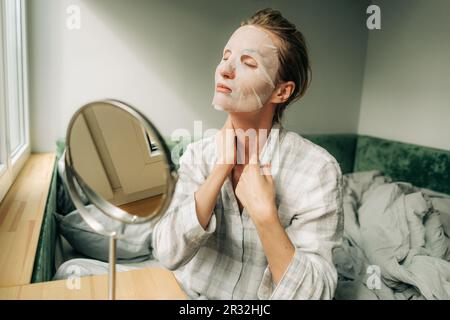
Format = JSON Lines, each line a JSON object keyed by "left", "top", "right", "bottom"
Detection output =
{"left": 0, "top": 153, "right": 56, "bottom": 287}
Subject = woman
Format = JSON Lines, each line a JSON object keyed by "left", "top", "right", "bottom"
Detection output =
{"left": 153, "top": 8, "right": 343, "bottom": 300}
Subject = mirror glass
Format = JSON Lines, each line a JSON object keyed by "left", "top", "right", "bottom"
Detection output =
{"left": 66, "top": 101, "right": 172, "bottom": 221}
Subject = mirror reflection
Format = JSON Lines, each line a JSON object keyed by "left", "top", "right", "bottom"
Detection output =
{"left": 68, "top": 102, "right": 168, "bottom": 218}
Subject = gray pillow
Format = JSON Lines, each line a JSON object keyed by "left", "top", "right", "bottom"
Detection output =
{"left": 55, "top": 204, "right": 158, "bottom": 263}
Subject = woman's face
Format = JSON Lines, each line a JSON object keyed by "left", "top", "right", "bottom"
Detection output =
{"left": 212, "top": 25, "right": 279, "bottom": 112}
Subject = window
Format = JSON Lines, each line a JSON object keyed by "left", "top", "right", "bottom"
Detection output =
{"left": 0, "top": 0, "right": 30, "bottom": 202}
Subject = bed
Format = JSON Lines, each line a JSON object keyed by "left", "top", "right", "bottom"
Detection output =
{"left": 31, "top": 133, "right": 450, "bottom": 299}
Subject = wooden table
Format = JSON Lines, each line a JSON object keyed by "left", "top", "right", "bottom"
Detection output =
{"left": 0, "top": 268, "right": 187, "bottom": 300}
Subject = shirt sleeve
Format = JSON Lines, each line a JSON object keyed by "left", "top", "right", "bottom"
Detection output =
{"left": 152, "top": 142, "right": 217, "bottom": 270}
{"left": 257, "top": 160, "right": 344, "bottom": 300}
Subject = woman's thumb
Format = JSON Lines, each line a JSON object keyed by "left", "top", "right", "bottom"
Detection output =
{"left": 249, "top": 151, "right": 260, "bottom": 165}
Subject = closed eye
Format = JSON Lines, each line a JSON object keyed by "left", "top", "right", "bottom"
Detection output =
{"left": 241, "top": 55, "right": 257, "bottom": 68}
{"left": 222, "top": 49, "right": 231, "bottom": 61}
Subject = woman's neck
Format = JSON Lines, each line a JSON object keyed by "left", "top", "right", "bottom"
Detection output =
{"left": 228, "top": 103, "right": 275, "bottom": 164}
{"left": 229, "top": 102, "right": 275, "bottom": 132}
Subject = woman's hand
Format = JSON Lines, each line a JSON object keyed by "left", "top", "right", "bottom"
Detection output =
{"left": 235, "top": 154, "right": 278, "bottom": 226}
{"left": 215, "top": 116, "right": 236, "bottom": 175}
{"left": 235, "top": 154, "right": 295, "bottom": 287}
{"left": 194, "top": 116, "right": 236, "bottom": 230}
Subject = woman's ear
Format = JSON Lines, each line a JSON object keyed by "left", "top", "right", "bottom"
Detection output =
{"left": 270, "top": 81, "right": 296, "bottom": 104}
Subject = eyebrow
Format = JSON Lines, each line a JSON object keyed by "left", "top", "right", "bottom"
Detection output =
{"left": 223, "top": 48, "right": 263, "bottom": 59}
{"left": 242, "top": 48, "right": 258, "bottom": 55}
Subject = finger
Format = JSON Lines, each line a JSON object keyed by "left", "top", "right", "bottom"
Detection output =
{"left": 215, "top": 134, "right": 223, "bottom": 164}
{"left": 249, "top": 151, "right": 259, "bottom": 166}
{"left": 264, "top": 174, "right": 273, "bottom": 186}
{"left": 224, "top": 128, "right": 236, "bottom": 165}
{"left": 260, "top": 163, "right": 272, "bottom": 176}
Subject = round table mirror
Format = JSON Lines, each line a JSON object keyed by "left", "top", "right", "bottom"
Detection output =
{"left": 64, "top": 99, "right": 177, "bottom": 299}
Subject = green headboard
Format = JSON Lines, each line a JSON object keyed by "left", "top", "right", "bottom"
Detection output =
{"left": 302, "top": 134, "right": 357, "bottom": 175}
{"left": 354, "top": 135, "right": 450, "bottom": 195}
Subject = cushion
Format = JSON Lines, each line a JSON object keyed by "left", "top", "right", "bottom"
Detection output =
{"left": 55, "top": 205, "right": 158, "bottom": 263}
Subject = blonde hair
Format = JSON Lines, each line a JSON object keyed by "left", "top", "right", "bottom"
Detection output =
{"left": 241, "top": 8, "right": 311, "bottom": 125}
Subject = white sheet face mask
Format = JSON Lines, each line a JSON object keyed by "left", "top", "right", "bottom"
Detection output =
{"left": 212, "top": 25, "right": 279, "bottom": 112}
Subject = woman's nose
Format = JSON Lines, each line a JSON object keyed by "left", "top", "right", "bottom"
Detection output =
{"left": 219, "top": 61, "right": 235, "bottom": 79}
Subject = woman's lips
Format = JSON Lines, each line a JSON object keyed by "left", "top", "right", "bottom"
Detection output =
{"left": 216, "top": 83, "right": 232, "bottom": 94}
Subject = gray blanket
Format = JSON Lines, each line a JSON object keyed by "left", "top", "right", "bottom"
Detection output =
{"left": 334, "top": 171, "right": 450, "bottom": 300}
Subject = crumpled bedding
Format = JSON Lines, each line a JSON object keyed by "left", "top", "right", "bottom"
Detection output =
{"left": 53, "top": 257, "right": 162, "bottom": 281}
{"left": 334, "top": 170, "right": 450, "bottom": 300}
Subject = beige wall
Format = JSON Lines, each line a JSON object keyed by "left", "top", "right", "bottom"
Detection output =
{"left": 28, "top": 0, "right": 369, "bottom": 152}
{"left": 358, "top": 0, "right": 450, "bottom": 150}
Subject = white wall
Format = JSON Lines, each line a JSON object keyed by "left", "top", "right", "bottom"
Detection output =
{"left": 28, "top": 0, "right": 369, "bottom": 152}
{"left": 358, "top": 0, "right": 450, "bottom": 150}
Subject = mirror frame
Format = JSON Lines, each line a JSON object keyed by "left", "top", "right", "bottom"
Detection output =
{"left": 64, "top": 99, "right": 178, "bottom": 231}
